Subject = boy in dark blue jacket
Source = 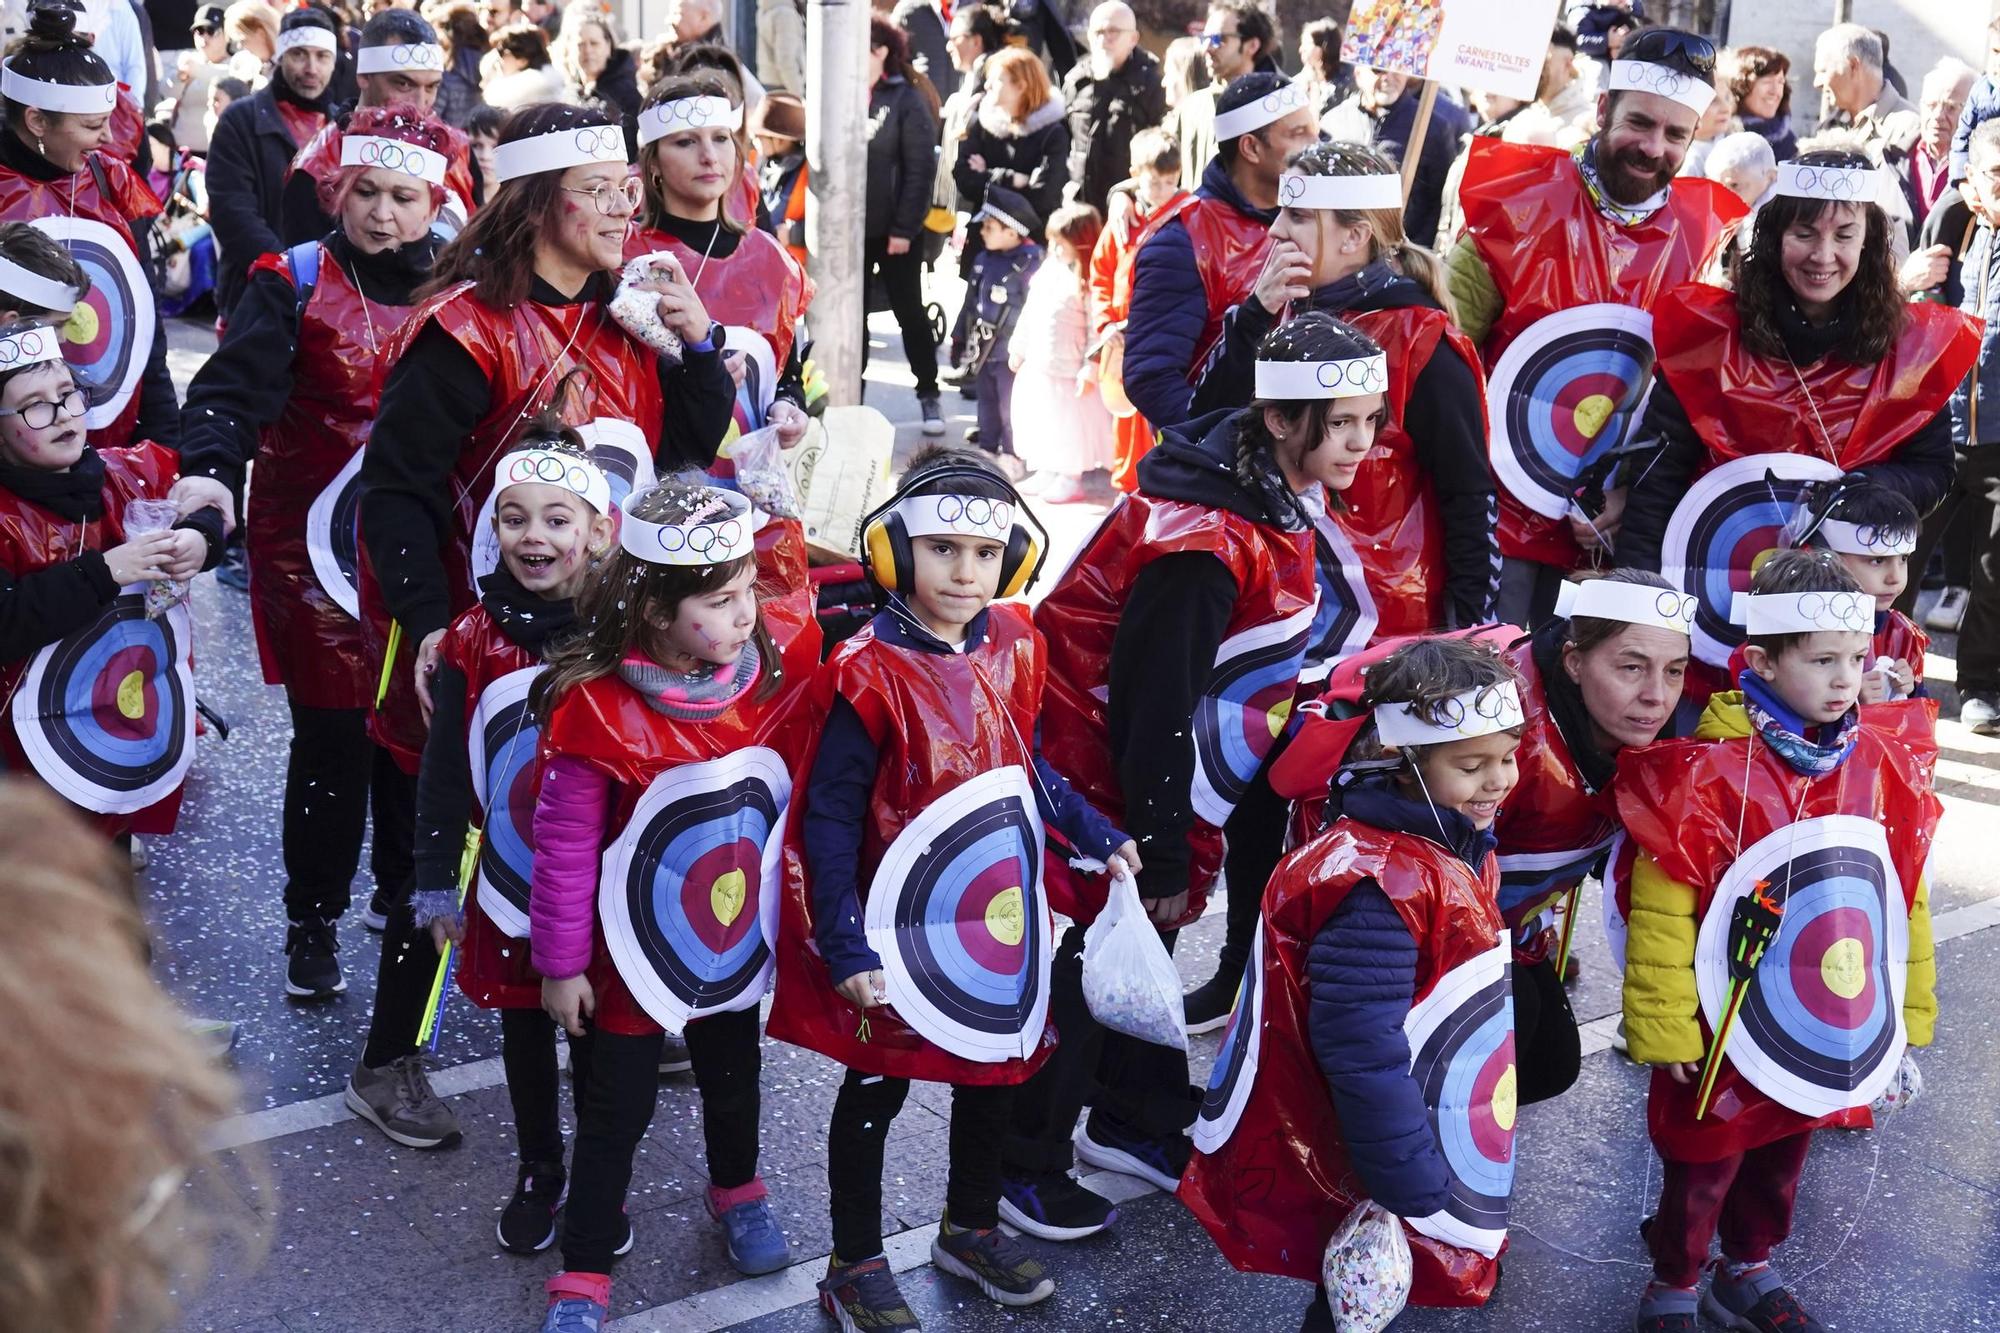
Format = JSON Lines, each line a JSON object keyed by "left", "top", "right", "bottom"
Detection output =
{"left": 963, "top": 185, "right": 1044, "bottom": 467}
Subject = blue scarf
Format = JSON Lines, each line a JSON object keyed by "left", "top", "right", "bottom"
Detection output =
{"left": 1737, "top": 672, "right": 1858, "bottom": 776}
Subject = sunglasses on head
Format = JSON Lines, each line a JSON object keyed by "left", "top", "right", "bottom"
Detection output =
{"left": 1622, "top": 28, "right": 1716, "bottom": 68}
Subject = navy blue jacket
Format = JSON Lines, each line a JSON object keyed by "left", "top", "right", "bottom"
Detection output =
{"left": 1308, "top": 780, "right": 1494, "bottom": 1217}
{"left": 802, "top": 603, "right": 1128, "bottom": 984}
{"left": 965, "top": 241, "right": 1041, "bottom": 373}
{"left": 1123, "top": 156, "right": 1277, "bottom": 431}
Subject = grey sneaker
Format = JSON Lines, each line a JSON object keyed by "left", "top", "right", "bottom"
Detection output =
{"left": 919, "top": 394, "right": 946, "bottom": 437}
{"left": 345, "top": 1054, "right": 463, "bottom": 1149}
{"left": 1961, "top": 693, "right": 2000, "bottom": 736}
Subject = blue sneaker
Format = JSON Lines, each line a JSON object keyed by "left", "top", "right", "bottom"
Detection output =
{"left": 538, "top": 1272, "right": 609, "bottom": 1332}
{"left": 706, "top": 1181, "right": 790, "bottom": 1275}
{"left": 998, "top": 1170, "right": 1117, "bottom": 1241}
{"left": 1074, "top": 1113, "right": 1191, "bottom": 1193}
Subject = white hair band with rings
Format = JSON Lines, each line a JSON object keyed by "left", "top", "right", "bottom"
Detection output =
{"left": 637, "top": 96, "right": 743, "bottom": 146}
{"left": 0, "top": 324, "right": 67, "bottom": 372}
{"left": 275, "top": 24, "right": 339, "bottom": 55}
{"left": 1254, "top": 353, "right": 1388, "bottom": 401}
{"left": 492, "top": 123, "right": 629, "bottom": 183}
{"left": 894, "top": 493, "right": 1016, "bottom": 543}
{"left": 1376, "top": 681, "right": 1526, "bottom": 748}
{"left": 1212, "top": 78, "right": 1312, "bottom": 141}
{"left": 356, "top": 42, "right": 445, "bottom": 74}
{"left": 1729, "top": 590, "right": 1873, "bottom": 635}
{"left": 619, "top": 486, "right": 756, "bottom": 566}
{"left": 493, "top": 448, "right": 613, "bottom": 517}
{"left": 1604, "top": 58, "right": 1717, "bottom": 113}
{"left": 0, "top": 66, "right": 117, "bottom": 114}
{"left": 341, "top": 135, "right": 449, "bottom": 185}
{"left": 1815, "top": 519, "right": 1917, "bottom": 557}
{"left": 0, "top": 254, "right": 79, "bottom": 314}
{"left": 1555, "top": 580, "right": 1698, "bottom": 635}
{"left": 1278, "top": 172, "right": 1404, "bottom": 212}
{"left": 1774, "top": 161, "right": 1878, "bottom": 203}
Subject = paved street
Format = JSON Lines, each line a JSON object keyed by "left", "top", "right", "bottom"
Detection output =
{"left": 155, "top": 300, "right": 2000, "bottom": 1333}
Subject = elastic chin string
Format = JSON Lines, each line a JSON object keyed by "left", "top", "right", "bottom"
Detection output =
{"left": 1406, "top": 753, "right": 1454, "bottom": 846}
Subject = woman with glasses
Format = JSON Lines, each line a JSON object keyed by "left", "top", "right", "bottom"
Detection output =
{"left": 172, "top": 111, "right": 469, "bottom": 1095}
{"left": 625, "top": 72, "right": 819, "bottom": 674}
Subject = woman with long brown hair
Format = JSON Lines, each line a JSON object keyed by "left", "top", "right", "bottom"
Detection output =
{"left": 625, "top": 70, "right": 820, "bottom": 672}
{"left": 1620, "top": 148, "right": 1978, "bottom": 698}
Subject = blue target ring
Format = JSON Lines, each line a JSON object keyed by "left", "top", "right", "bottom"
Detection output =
{"left": 476, "top": 695, "right": 539, "bottom": 926}
{"left": 1304, "top": 515, "right": 1377, "bottom": 681}
{"left": 1192, "top": 607, "right": 1313, "bottom": 825}
{"left": 1496, "top": 842, "right": 1612, "bottom": 932}
{"left": 1404, "top": 946, "right": 1516, "bottom": 1256}
{"left": 32, "top": 216, "right": 154, "bottom": 433}
{"left": 1741, "top": 850, "right": 1896, "bottom": 1086}
{"left": 1194, "top": 925, "right": 1266, "bottom": 1154}
{"left": 892, "top": 799, "right": 1041, "bottom": 1035}
{"left": 624, "top": 780, "right": 780, "bottom": 1010}
{"left": 1488, "top": 304, "right": 1655, "bottom": 520}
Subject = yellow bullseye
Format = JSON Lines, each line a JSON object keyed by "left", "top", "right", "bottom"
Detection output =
{"left": 115, "top": 669, "right": 145, "bottom": 720}
{"left": 1820, "top": 936, "right": 1866, "bottom": 1000}
{"left": 709, "top": 868, "right": 747, "bottom": 928}
{"left": 62, "top": 301, "right": 98, "bottom": 345}
{"left": 985, "top": 886, "right": 1024, "bottom": 946}
{"left": 1571, "top": 393, "right": 1616, "bottom": 440}
{"left": 1491, "top": 1064, "right": 1518, "bottom": 1133}
{"left": 1266, "top": 697, "right": 1294, "bottom": 740}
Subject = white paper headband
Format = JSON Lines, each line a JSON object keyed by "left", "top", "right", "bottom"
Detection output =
{"left": 1277, "top": 172, "right": 1403, "bottom": 212}
{"left": 356, "top": 42, "right": 444, "bottom": 74}
{"left": 1254, "top": 353, "right": 1388, "bottom": 401}
{"left": 1213, "top": 78, "right": 1312, "bottom": 141}
{"left": 0, "top": 254, "right": 79, "bottom": 314}
{"left": 340, "top": 134, "right": 448, "bottom": 185}
{"left": 1815, "top": 518, "right": 1916, "bottom": 557}
{"left": 492, "top": 123, "right": 628, "bottom": 183}
{"left": 0, "top": 66, "right": 116, "bottom": 114}
{"left": 493, "top": 447, "right": 612, "bottom": 516}
{"left": 275, "top": 25, "right": 338, "bottom": 55}
{"left": 0, "top": 325, "right": 65, "bottom": 371}
{"left": 1605, "top": 59, "right": 1717, "bottom": 114}
{"left": 618, "top": 486, "right": 755, "bottom": 565}
{"left": 1773, "top": 161, "right": 1878, "bottom": 204}
{"left": 1729, "top": 590, "right": 1873, "bottom": 635}
{"left": 1555, "top": 580, "right": 1697, "bottom": 636}
{"left": 1376, "top": 680, "right": 1525, "bottom": 748}
{"left": 637, "top": 95, "right": 743, "bottom": 146}
{"left": 893, "top": 493, "right": 1018, "bottom": 543}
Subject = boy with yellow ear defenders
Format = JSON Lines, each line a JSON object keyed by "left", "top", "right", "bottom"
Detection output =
{"left": 771, "top": 444, "right": 1139, "bottom": 1328}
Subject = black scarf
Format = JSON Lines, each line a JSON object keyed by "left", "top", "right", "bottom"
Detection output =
{"left": 272, "top": 72, "right": 331, "bottom": 118}
{"left": 0, "top": 126, "right": 70, "bottom": 183}
{"left": 651, "top": 210, "right": 743, "bottom": 262}
{"left": 1774, "top": 291, "right": 1851, "bottom": 365}
{"left": 326, "top": 230, "right": 439, "bottom": 307}
{"left": 1530, "top": 621, "right": 1618, "bottom": 792}
{"left": 0, "top": 446, "right": 108, "bottom": 522}
{"left": 476, "top": 568, "right": 578, "bottom": 654}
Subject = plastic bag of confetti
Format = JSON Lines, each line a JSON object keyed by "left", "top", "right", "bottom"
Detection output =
{"left": 1081, "top": 865, "right": 1188, "bottom": 1052}
{"left": 123, "top": 498, "right": 186, "bottom": 618}
{"left": 1869, "top": 1051, "right": 1924, "bottom": 1115}
{"left": 607, "top": 253, "right": 686, "bottom": 368}
{"left": 1321, "top": 1199, "right": 1412, "bottom": 1332}
{"left": 727, "top": 423, "right": 801, "bottom": 519}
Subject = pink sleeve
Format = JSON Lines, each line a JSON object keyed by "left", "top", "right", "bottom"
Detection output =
{"left": 529, "top": 754, "right": 613, "bottom": 980}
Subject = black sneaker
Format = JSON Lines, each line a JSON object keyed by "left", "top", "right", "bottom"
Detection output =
{"left": 1182, "top": 970, "right": 1241, "bottom": 1036}
{"left": 998, "top": 1170, "right": 1117, "bottom": 1241}
{"left": 1700, "top": 1261, "right": 1825, "bottom": 1332}
{"left": 1635, "top": 1281, "right": 1699, "bottom": 1333}
{"left": 360, "top": 886, "right": 393, "bottom": 932}
{"left": 284, "top": 918, "right": 345, "bottom": 1000}
{"left": 498, "top": 1161, "right": 567, "bottom": 1254}
{"left": 919, "top": 394, "right": 946, "bottom": 437}
{"left": 931, "top": 1215, "right": 1054, "bottom": 1306}
{"left": 818, "top": 1255, "right": 919, "bottom": 1330}
{"left": 1074, "top": 1113, "right": 1191, "bottom": 1193}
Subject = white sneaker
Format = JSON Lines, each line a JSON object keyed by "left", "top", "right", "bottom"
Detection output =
{"left": 1926, "top": 586, "right": 1969, "bottom": 631}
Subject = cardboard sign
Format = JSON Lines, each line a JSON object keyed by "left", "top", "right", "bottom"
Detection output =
{"left": 785, "top": 404, "right": 895, "bottom": 562}
{"left": 1341, "top": 0, "right": 1562, "bottom": 102}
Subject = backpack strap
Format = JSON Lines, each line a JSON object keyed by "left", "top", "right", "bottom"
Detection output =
{"left": 285, "top": 240, "right": 320, "bottom": 317}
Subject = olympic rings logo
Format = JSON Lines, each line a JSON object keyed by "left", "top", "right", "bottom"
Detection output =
{"left": 1654, "top": 590, "right": 1698, "bottom": 622}
{"left": 1279, "top": 175, "right": 1306, "bottom": 206}
{"left": 932, "top": 495, "right": 1013, "bottom": 533}
{"left": 506, "top": 454, "right": 593, "bottom": 492}
{"left": 572, "top": 126, "right": 626, "bottom": 156}
{"left": 1637, "top": 64, "right": 1692, "bottom": 98}
{"left": 1258, "top": 83, "right": 1306, "bottom": 117}
{"left": 1428, "top": 686, "right": 1518, "bottom": 733}
{"left": 358, "top": 140, "right": 433, "bottom": 176}
{"left": 649, "top": 96, "right": 734, "bottom": 129}
{"left": 0, "top": 328, "right": 47, "bottom": 365}
{"left": 649, "top": 517, "right": 743, "bottom": 555}
{"left": 1317, "top": 357, "right": 1386, "bottom": 393}
{"left": 383, "top": 42, "right": 443, "bottom": 69}
{"left": 1790, "top": 166, "right": 1861, "bottom": 200}
{"left": 1795, "top": 591, "right": 1871, "bottom": 632}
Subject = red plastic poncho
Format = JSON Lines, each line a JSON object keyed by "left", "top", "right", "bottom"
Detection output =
{"left": 1180, "top": 817, "right": 1511, "bottom": 1306}
{"left": 1132, "top": 191, "right": 1275, "bottom": 382}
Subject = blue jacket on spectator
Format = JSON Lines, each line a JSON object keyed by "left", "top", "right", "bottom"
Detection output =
{"left": 1305, "top": 779, "right": 1494, "bottom": 1217}
{"left": 1951, "top": 74, "right": 2000, "bottom": 182}
{"left": 1951, "top": 218, "right": 2000, "bottom": 448}
{"left": 1122, "top": 156, "right": 1278, "bottom": 431}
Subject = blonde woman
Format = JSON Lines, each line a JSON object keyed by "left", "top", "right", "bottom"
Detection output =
{"left": 222, "top": 0, "right": 280, "bottom": 85}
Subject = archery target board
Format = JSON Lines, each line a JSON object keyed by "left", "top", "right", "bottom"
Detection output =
{"left": 1695, "top": 814, "right": 1908, "bottom": 1118}
{"left": 1661, "top": 453, "right": 1843, "bottom": 667}
{"left": 1496, "top": 838, "right": 1614, "bottom": 932}
{"left": 1193, "top": 926, "right": 1266, "bottom": 1154}
{"left": 470, "top": 417, "right": 655, "bottom": 588}
{"left": 1488, "top": 304, "right": 1655, "bottom": 520}
{"left": 1192, "top": 600, "right": 1317, "bottom": 827}
{"left": 34, "top": 216, "right": 155, "bottom": 432}
{"left": 1404, "top": 943, "right": 1516, "bottom": 1259}
{"left": 305, "top": 447, "right": 364, "bottom": 620}
{"left": 599, "top": 746, "right": 792, "bottom": 1028}
{"left": 467, "top": 666, "right": 542, "bottom": 939}
{"left": 865, "top": 764, "right": 1050, "bottom": 1063}
{"left": 12, "top": 590, "right": 193, "bottom": 813}
{"left": 1302, "top": 511, "right": 1379, "bottom": 683}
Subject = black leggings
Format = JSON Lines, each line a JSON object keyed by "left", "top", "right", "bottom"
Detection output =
{"left": 863, "top": 237, "right": 938, "bottom": 398}
{"left": 828, "top": 1069, "right": 1013, "bottom": 1261}
{"left": 280, "top": 701, "right": 413, "bottom": 922}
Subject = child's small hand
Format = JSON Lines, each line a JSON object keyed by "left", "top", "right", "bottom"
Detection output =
{"left": 1859, "top": 669, "right": 1890, "bottom": 705}
{"left": 160, "top": 528, "right": 208, "bottom": 579}
{"left": 102, "top": 532, "right": 178, "bottom": 585}
{"left": 835, "top": 968, "right": 886, "bottom": 1011}
{"left": 1654, "top": 1060, "right": 1701, "bottom": 1085}
{"left": 1143, "top": 889, "right": 1189, "bottom": 927}
{"left": 427, "top": 913, "right": 465, "bottom": 953}
{"left": 1887, "top": 657, "right": 1916, "bottom": 697}
{"left": 413, "top": 628, "right": 446, "bottom": 723}
{"left": 1105, "top": 839, "right": 1142, "bottom": 881}
{"left": 542, "top": 973, "right": 595, "bottom": 1037}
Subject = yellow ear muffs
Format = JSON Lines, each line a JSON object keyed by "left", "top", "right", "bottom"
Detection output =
{"left": 863, "top": 510, "right": 910, "bottom": 592}
{"left": 996, "top": 522, "right": 1043, "bottom": 599}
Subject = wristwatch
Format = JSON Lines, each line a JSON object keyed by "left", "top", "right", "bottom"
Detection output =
{"left": 686, "top": 322, "right": 725, "bottom": 354}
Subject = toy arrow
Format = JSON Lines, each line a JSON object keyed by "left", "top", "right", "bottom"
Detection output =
{"left": 1694, "top": 879, "right": 1785, "bottom": 1120}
